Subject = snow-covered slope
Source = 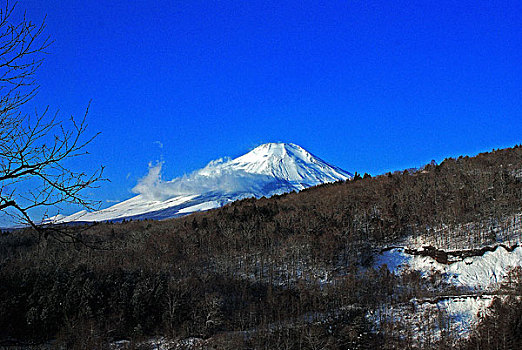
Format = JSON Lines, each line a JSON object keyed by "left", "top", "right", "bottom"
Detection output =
{"left": 60, "top": 143, "right": 352, "bottom": 223}
{"left": 376, "top": 245, "right": 522, "bottom": 290}
{"left": 375, "top": 245, "right": 522, "bottom": 337}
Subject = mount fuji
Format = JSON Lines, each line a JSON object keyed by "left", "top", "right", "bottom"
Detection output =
{"left": 60, "top": 143, "right": 353, "bottom": 223}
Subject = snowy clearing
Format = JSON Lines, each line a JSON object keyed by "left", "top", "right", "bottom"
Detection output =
{"left": 375, "top": 245, "right": 522, "bottom": 290}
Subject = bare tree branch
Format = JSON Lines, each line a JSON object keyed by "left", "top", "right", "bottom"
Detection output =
{"left": 0, "top": 1, "right": 103, "bottom": 234}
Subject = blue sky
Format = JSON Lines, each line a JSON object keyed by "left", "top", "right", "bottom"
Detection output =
{"left": 18, "top": 0, "right": 522, "bottom": 213}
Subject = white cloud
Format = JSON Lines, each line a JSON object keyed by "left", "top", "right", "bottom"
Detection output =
{"left": 131, "top": 159, "right": 293, "bottom": 201}
{"left": 132, "top": 161, "right": 165, "bottom": 200}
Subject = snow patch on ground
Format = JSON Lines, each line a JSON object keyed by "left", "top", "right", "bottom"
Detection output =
{"left": 375, "top": 246, "right": 522, "bottom": 290}
{"left": 368, "top": 296, "right": 495, "bottom": 342}
{"left": 111, "top": 336, "right": 205, "bottom": 350}
{"left": 374, "top": 245, "right": 522, "bottom": 338}
{"left": 437, "top": 295, "right": 494, "bottom": 335}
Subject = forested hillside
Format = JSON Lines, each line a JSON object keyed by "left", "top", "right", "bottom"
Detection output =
{"left": 1, "top": 145, "right": 522, "bottom": 349}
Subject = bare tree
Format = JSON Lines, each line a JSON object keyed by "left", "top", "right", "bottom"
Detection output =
{"left": 0, "top": 1, "right": 103, "bottom": 231}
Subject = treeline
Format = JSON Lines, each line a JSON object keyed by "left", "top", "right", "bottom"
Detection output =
{"left": 179, "top": 144, "right": 522, "bottom": 258}
{"left": 1, "top": 145, "right": 522, "bottom": 348}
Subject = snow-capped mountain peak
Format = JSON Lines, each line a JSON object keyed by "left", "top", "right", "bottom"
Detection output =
{"left": 199, "top": 142, "right": 352, "bottom": 189}
{"left": 59, "top": 143, "right": 352, "bottom": 223}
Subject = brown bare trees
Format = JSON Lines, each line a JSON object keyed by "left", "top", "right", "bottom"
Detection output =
{"left": 0, "top": 2, "right": 102, "bottom": 229}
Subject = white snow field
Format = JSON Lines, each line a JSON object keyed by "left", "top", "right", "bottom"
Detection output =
{"left": 376, "top": 245, "right": 522, "bottom": 290}
{"left": 375, "top": 245, "right": 522, "bottom": 337}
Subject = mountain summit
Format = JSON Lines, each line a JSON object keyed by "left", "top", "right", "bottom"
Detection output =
{"left": 200, "top": 143, "right": 352, "bottom": 189}
{"left": 61, "top": 143, "right": 352, "bottom": 222}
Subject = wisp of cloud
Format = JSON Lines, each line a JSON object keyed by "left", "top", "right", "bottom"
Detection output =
{"left": 132, "top": 160, "right": 292, "bottom": 201}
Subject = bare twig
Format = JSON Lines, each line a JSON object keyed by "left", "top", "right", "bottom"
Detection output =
{"left": 0, "top": 1, "right": 103, "bottom": 234}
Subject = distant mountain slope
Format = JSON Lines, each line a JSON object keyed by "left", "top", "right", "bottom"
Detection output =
{"left": 60, "top": 143, "right": 352, "bottom": 222}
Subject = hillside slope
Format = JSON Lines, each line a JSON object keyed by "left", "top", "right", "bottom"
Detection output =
{"left": 2, "top": 145, "right": 522, "bottom": 348}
